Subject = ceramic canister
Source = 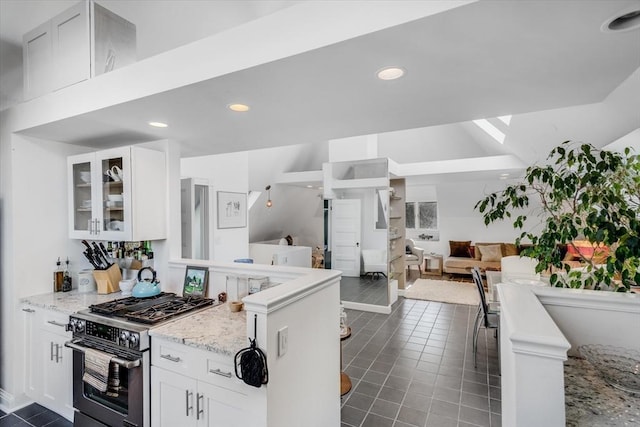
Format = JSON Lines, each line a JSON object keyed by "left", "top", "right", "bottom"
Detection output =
{"left": 77, "top": 269, "right": 96, "bottom": 293}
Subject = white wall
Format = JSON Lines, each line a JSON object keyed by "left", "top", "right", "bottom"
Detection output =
{"left": 181, "top": 152, "right": 249, "bottom": 262}
{"left": 0, "top": 133, "right": 89, "bottom": 406}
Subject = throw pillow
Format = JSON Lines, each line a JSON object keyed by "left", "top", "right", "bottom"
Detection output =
{"left": 503, "top": 243, "right": 519, "bottom": 256}
{"left": 480, "top": 244, "right": 502, "bottom": 262}
{"left": 449, "top": 240, "right": 472, "bottom": 258}
{"left": 475, "top": 243, "right": 502, "bottom": 260}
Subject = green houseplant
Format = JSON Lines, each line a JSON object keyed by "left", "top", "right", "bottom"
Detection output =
{"left": 475, "top": 141, "right": 640, "bottom": 291}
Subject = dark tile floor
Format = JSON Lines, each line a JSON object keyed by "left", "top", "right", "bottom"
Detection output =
{"left": 0, "top": 404, "right": 71, "bottom": 427}
{"left": 341, "top": 275, "right": 390, "bottom": 306}
{"left": 341, "top": 297, "right": 501, "bottom": 427}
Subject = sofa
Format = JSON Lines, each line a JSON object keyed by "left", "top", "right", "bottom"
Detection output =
{"left": 443, "top": 241, "right": 522, "bottom": 275}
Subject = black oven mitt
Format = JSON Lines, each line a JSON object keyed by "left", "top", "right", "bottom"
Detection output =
{"left": 234, "top": 338, "right": 268, "bottom": 388}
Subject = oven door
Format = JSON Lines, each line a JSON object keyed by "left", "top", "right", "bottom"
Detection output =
{"left": 66, "top": 340, "right": 149, "bottom": 427}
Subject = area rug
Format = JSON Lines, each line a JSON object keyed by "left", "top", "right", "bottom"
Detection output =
{"left": 405, "top": 279, "right": 479, "bottom": 306}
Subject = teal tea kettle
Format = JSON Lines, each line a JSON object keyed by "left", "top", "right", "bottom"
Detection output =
{"left": 132, "top": 266, "right": 161, "bottom": 298}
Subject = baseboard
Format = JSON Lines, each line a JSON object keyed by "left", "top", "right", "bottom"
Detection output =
{"left": 342, "top": 301, "right": 391, "bottom": 314}
{"left": 0, "top": 388, "right": 32, "bottom": 414}
{"left": 397, "top": 289, "right": 406, "bottom": 297}
{"left": 0, "top": 388, "right": 14, "bottom": 412}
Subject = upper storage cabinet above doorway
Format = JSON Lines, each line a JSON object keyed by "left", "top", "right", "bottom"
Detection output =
{"left": 67, "top": 145, "right": 166, "bottom": 241}
{"left": 23, "top": 1, "right": 136, "bottom": 101}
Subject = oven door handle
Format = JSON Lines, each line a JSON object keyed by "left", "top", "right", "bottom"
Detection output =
{"left": 64, "top": 340, "right": 141, "bottom": 369}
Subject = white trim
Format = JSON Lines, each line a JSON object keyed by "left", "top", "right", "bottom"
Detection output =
{"left": 342, "top": 300, "right": 392, "bottom": 314}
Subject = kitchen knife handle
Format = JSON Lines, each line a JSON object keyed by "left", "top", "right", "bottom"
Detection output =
{"left": 160, "top": 353, "right": 181, "bottom": 363}
{"left": 185, "top": 390, "right": 193, "bottom": 416}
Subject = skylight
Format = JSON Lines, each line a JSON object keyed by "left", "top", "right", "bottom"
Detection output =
{"left": 497, "top": 115, "right": 512, "bottom": 125}
{"left": 472, "top": 119, "right": 506, "bottom": 144}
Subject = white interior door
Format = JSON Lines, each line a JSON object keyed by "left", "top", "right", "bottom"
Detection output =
{"left": 331, "top": 199, "right": 361, "bottom": 277}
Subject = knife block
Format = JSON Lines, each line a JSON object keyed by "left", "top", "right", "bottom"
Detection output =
{"left": 93, "top": 264, "right": 122, "bottom": 294}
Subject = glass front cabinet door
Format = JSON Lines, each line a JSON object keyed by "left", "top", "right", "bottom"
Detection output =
{"left": 68, "top": 146, "right": 166, "bottom": 241}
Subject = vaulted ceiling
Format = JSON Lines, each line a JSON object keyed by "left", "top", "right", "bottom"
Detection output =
{"left": 2, "top": 0, "right": 639, "bottom": 165}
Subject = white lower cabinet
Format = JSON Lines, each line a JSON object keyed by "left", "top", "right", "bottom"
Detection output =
{"left": 151, "top": 338, "right": 256, "bottom": 427}
{"left": 22, "top": 305, "right": 74, "bottom": 421}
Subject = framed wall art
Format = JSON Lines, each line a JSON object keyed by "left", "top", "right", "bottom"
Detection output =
{"left": 183, "top": 265, "right": 209, "bottom": 297}
{"left": 217, "top": 191, "right": 247, "bottom": 229}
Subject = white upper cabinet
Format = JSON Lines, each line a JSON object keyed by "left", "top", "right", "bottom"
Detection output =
{"left": 68, "top": 146, "right": 166, "bottom": 241}
{"left": 23, "top": 21, "right": 53, "bottom": 100}
{"left": 23, "top": 1, "right": 136, "bottom": 100}
{"left": 51, "top": 2, "right": 91, "bottom": 91}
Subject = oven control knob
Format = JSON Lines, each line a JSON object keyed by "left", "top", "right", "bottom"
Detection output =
{"left": 128, "top": 333, "right": 139, "bottom": 349}
{"left": 120, "top": 331, "right": 130, "bottom": 347}
{"left": 74, "top": 320, "right": 85, "bottom": 333}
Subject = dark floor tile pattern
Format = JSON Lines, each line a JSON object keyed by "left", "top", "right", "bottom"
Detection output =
{"left": 341, "top": 276, "right": 389, "bottom": 306}
{"left": 0, "top": 404, "right": 71, "bottom": 427}
{"left": 341, "top": 297, "right": 501, "bottom": 427}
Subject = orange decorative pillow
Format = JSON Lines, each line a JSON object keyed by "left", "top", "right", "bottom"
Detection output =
{"left": 449, "top": 240, "right": 472, "bottom": 258}
{"left": 566, "top": 240, "right": 609, "bottom": 263}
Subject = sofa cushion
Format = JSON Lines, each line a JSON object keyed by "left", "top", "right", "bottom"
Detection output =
{"left": 444, "top": 257, "right": 501, "bottom": 274}
{"left": 449, "top": 240, "right": 472, "bottom": 258}
{"left": 480, "top": 244, "right": 502, "bottom": 262}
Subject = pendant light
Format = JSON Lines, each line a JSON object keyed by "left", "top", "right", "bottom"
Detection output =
{"left": 265, "top": 185, "right": 273, "bottom": 208}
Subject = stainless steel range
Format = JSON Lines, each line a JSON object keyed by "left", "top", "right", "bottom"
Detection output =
{"left": 65, "top": 293, "right": 218, "bottom": 427}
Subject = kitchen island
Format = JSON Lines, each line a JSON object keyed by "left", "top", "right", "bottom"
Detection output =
{"left": 19, "top": 261, "right": 342, "bottom": 427}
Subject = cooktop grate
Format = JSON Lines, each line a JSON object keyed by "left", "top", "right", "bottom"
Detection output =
{"left": 89, "top": 293, "right": 217, "bottom": 324}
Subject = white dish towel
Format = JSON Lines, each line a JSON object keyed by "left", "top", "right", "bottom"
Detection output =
{"left": 83, "top": 348, "right": 113, "bottom": 392}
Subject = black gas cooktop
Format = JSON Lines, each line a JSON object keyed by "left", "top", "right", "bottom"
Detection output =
{"left": 88, "top": 292, "right": 218, "bottom": 325}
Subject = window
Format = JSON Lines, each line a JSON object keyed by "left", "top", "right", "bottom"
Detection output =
{"left": 405, "top": 202, "right": 438, "bottom": 229}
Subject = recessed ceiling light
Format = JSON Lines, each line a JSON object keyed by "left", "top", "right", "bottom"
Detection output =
{"left": 500, "top": 173, "right": 510, "bottom": 177}
{"left": 602, "top": 6, "right": 640, "bottom": 32}
{"left": 228, "top": 103, "right": 250, "bottom": 112}
{"left": 148, "top": 121, "right": 168, "bottom": 128}
{"left": 306, "top": 185, "right": 313, "bottom": 188}
{"left": 376, "top": 67, "right": 406, "bottom": 80}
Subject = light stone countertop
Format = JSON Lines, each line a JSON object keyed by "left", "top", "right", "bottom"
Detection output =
{"left": 149, "top": 303, "right": 248, "bottom": 357}
{"left": 21, "top": 290, "right": 121, "bottom": 314}
{"left": 565, "top": 356, "right": 640, "bottom": 426}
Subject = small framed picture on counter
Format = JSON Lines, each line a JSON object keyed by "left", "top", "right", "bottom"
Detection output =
{"left": 183, "top": 265, "right": 209, "bottom": 297}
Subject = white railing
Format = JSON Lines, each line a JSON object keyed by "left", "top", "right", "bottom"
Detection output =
{"left": 498, "top": 284, "right": 640, "bottom": 427}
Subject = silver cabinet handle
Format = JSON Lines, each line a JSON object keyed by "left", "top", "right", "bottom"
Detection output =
{"left": 160, "top": 353, "right": 181, "bottom": 363}
{"left": 209, "top": 368, "right": 232, "bottom": 378}
{"left": 55, "top": 343, "right": 62, "bottom": 363}
{"left": 185, "top": 390, "right": 193, "bottom": 416}
{"left": 196, "top": 393, "right": 203, "bottom": 420}
{"left": 47, "top": 320, "right": 67, "bottom": 328}
{"left": 22, "top": 308, "right": 35, "bottom": 313}
{"left": 95, "top": 219, "right": 100, "bottom": 235}
{"left": 50, "top": 342, "right": 55, "bottom": 361}
{"left": 87, "top": 219, "right": 92, "bottom": 234}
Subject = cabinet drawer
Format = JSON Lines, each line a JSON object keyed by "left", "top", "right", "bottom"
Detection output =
{"left": 202, "top": 354, "right": 245, "bottom": 394}
{"left": 39, "top": 310, "right": 71, "bottom": 337}
{"left": 151, "top": 339, "right": 198, "bottom": 377}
